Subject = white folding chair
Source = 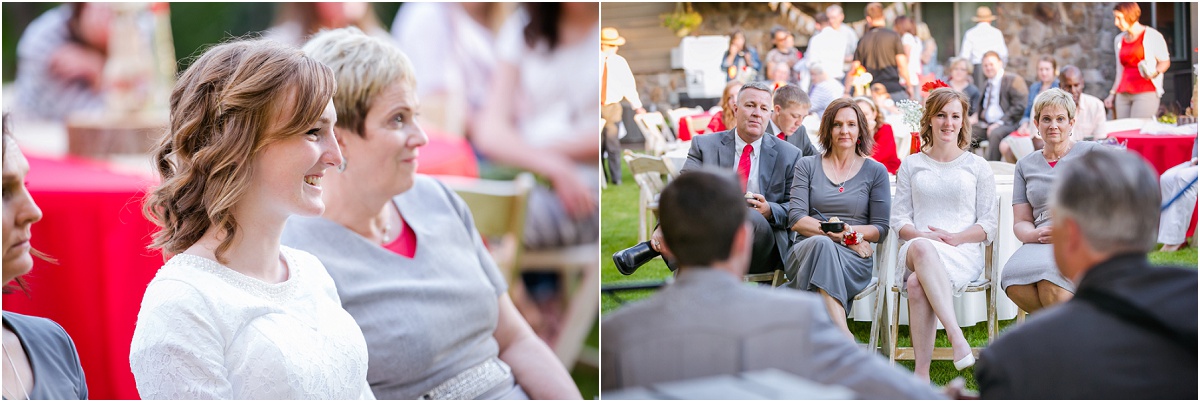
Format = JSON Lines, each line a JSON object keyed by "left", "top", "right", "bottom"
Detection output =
{"left": 635, "top": 113, "right": 669, "bottom": 156}
{"left": 623, "top": 150, "right": 676, "bottom": 242}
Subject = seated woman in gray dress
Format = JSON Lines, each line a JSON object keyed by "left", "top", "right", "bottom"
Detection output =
{"left": 1004, "top": 88, "right": 1100, "bottom": 313}
{"left": 282, "top": 28, "right": 581, "bottom": 400}
{"left": 2, "top": 116, "right": 88, "bottom": 400}
{"left": 785, "top": 98, "right": 891, "bottom": 339}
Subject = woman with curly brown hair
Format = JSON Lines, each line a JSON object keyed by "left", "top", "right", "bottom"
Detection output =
{"left": 129, "top": 38, "right": 373, "bottom": 399}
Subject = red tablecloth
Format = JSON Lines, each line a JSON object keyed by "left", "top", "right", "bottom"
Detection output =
{"left": 2, "top": 155, "right": 160, "bottom": 400}
{"left": 1107, "top": 130, "right": 1196, "bottom": 175}
{"left": 418, "top": 134, "right": 479, "bottom": 177}
{"left": 677, "top": 111, "right": 715, "bottom": 142}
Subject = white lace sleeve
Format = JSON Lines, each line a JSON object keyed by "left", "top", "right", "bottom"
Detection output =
{"left": 130, "top": 280, "right": 232, "bottom": 399}
{"left": 359, "top": 380, "right": 376, "bottom": 400}
{"left": 890, "top": 158, "right": 916, "bottom": 234}
{"left": 974, "top": 157, "right": 998, "bottom": 244}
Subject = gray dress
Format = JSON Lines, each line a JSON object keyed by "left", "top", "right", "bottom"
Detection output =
{"left": 2, "top": 312, "right": 87, "bottom": 399}
{"left": 282, "top": 175, "right": 527, "bottom": 400}
{"left": 1002, "top": 141, "right": 1101, "bottom": 291}
{"left": 784, "top": 156, "right": 891, "bottom": 312}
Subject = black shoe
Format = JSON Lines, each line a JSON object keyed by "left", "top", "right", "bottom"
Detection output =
{"left": 612, "top": 241, "right": 661, "bottom": 275}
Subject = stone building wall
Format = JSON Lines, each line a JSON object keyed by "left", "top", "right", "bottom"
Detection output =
{"left": 996, "top": 3, "right": 1122, "bottom": 100}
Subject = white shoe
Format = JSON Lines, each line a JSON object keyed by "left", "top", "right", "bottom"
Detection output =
{"left": 953, "top": 353, "right": 976, "bottom": 370}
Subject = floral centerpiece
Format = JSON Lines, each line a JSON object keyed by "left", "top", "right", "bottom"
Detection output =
{"left": 850, "top": 66, "right": 873, "bottom": 97}
{"left": 897, "top": 98, "right": 923, "bottom": 154}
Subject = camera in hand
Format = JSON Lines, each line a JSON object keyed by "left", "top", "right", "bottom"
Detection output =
{"left": 612, "top": 241, "right": 662, "bottom": 276}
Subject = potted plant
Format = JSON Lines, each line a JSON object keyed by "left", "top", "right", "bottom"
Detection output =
{"left": 661, "top": 3, "right": 702, "bottom": 37}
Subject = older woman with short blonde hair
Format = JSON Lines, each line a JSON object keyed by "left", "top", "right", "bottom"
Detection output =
{"left": 282, "top": 27, "right": 580, "bottom": 400}
{"left": 1003, "top": 88, "right": 1102, "bottom": 314}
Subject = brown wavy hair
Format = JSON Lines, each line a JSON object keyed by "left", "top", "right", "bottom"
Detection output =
{"left": 919, "top": 87, "right": 972, "bottom": 151}
{"left": 143, "top": 38, "right": 336, "bottom": 264}
{"left": 851, "top": 96, "right": 886, "bottom": 137}
{"left": 817, "top": 98, "right": 874, "bottom": 157}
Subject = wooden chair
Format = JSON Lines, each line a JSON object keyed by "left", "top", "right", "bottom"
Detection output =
{"left": 666, "top": 106, "right": 705, "bottom": 139}
{"left": 683, "top": 113, "right": 715, "bottom": 138}
{"left": 440, "top": 173, "right": 598, "bottom": 369}
{"left": 437, "top": 173, "right": 535, "bottom": 290}
{"left": 635, "top": 112, "right": 670, "bottom": 156}
{"left": 886, "top": 198, "right": 1002, "bottom": 363}
{"left": 623, "top": 150, "right": 677, "bottom": 242}
{"left": 744, "top": 270, "right": 786, "bottom": 287}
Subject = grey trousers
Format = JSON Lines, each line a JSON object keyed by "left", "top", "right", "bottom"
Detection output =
{"left": 1115, "top": 92, "right": 1160, "bottom": 119}
{"left": 602, "top": 102, "right": 624, "bottom": 184}
{"left": 971, "top": 121, "right": 1017, "bottom": 161}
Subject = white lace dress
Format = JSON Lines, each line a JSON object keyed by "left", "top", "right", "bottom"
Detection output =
{"left": 130, "top": 246, "right": 375, "bottom": 399}
{"left": 891, "top": 152, "right": 997, "bottom": 296}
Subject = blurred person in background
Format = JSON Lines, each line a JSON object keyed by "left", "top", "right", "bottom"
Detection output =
{"left": 285, "top": 27, "right": 580, "bottom": 400}
{"left": 1057, "top": 66, "right": 1106, "bottom": 141}
{"left": 764, "top": 26, "right": 800, "bottom": 85}
{"left": 944, "top": 57, "right": 981, "bottom": 124}
{"left": 600, "top": 26, "right": 644, "bottom": 186}
{"left": 807, "top": 61, "right": 844, "bottom": 119}
{"left": 14, "top": 3, "right": 115, "bottom": 121}
{"left": 958, "top": 6, "right": 1007, "bottom": 90}
{"left": 971, "top": 51, "right": 1027, "bottom": 161}
{"left": 804, "top": 12, "right": 847, "bottom": 84}
{"left": 1104, "top": 2, "right": 1170, "bottom": 119}
{"left": 1157, "top": 142, "right": 1197, "bottom": 252}
{"left": 2, "top": 116, "right": 88, "bottom": 400}
{"left": 265, "top": 2, "right": 387, "bottom": 47}
{"left": 1002, "top": 56, "right": 1059, "bottom": 163}
{"left": 854, "top": 96, "right": 901, "bottom": 175}
{"left": 917, "top": 23, "right": 939, "bottom": 78}
{"left": 472, "top": 2, "right": 600, "bottom": 340}
{"left": 706, "top": 81, "right": 742, "bottom": 134}
{"left": 894, "top": 16, "right": 922, "bottom": 98}
{"left": 721, "top": 29, "right": 760, "bottom": 83}
{"left": 392, "top": 3, "right": 513, "bottom": 139}
{"left": 824, "top": 5, "right": 858, "bottom": 78}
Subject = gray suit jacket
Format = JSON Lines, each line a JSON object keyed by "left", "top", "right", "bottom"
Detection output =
{"left": 601, "top": 269, "right": 943, "bottom": 399}
{"left": 977, "top": 254, "right": 1198, "bottom": 399}
{"left": 765, "top": 121, "right": 819, "bottom": 158}
{"left": 681, "top": 129, "right": 802, "bottom": 260}
{"left": 974, "top": 72, "right": 1028, "bottom": 126}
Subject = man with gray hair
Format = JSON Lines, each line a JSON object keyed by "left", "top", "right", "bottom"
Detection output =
{"left": 976, "top": 148, "right": 1197, "bottom": 399}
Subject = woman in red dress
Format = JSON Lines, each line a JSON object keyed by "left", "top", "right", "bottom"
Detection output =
{"left": 854, "top": 96, "right": 901, "bottom": 174}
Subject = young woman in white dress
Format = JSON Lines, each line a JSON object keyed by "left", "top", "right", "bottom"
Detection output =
{"left": 130, "top": 38, "right": 373, "bottom": 399}
{"left": 891, "top": 87, "right": 997, "bottom": 380}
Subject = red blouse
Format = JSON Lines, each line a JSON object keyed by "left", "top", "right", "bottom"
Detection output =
{"left": 705, "top": 113, "right": 727, "bottom": 134}
{"left": 1116, "top": 30, "right": 1156, "bottom": 94}
{"left": 383, "top": 218, "right": 418, "bottom": 258}
{"left": 871, "top": 123, "right": 902, "bottom": 174}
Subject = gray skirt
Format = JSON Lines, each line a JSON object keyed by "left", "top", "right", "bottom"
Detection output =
{"left": 1000, "top": 243, "right": 1076, "bottom": 292}
{"left": 783, "top": 236, "right": 874, "bottom": 312}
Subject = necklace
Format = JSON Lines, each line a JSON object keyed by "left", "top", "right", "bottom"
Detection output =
{"left": 3, "top": 339, "right": 30, "bottom": 400}
{"left": 831, "top": 157, "right": 859, "bottom": 193}
{"left": 1045, "top": 142, "right": 1074, "bottom": 163}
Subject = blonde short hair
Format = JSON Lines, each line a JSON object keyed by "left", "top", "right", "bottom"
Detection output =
{"left": 302, "top": 27, "right": 416, "bottom": 137}
{"left": 144, "top": 38, "right": 336, "bottom": 263}
{"left": 1033, "top": 88, "right": 1077, "bottom": 121}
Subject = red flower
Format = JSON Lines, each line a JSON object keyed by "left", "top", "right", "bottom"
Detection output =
{"left": 922, "top": 79, "right": 950, "bottom": 93}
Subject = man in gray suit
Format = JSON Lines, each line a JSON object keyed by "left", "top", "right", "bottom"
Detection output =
{"left": 976, "top": 149, "right": 1198, "bottom": 399}
{"left": 602, "top": 169, "right": 941, "bottom": 398}
{"left": 765, "top": 84, "right": 820, "bottom": 157}
{"left": 650, "top": 82, "right": 802, "bottom": 274}
{"left": 970, "top": 50, "right": 1027, "bottom": 161}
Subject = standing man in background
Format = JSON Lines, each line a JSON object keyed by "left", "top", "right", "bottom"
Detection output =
{"left": 958, "top": 6, "right": 1008, "bottom": 90}
{"left": 601, "top": 27, "right": 644, "bottom": 185}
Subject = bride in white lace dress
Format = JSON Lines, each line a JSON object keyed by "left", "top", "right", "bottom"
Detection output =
{"left": 129, "top": 39, "right": 373, "bottom": 399}
{"left": 890, "top": 87, "right": 997, "bottom": 381}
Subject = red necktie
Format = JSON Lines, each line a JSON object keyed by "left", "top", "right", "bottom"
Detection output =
{"left": 777, "top": 132, "right": 787, "bottom": 141}
{"left": 738, "top": 144, "right": 753, "bottom": 191}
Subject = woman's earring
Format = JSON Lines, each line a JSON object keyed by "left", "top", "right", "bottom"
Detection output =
{"left": 338, "top": 158, "right": 347, "bottom": 173}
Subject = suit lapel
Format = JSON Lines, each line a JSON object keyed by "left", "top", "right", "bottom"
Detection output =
{"left": 758, "top": 137, "right": 777, "bottom": 194}
{"left": 719, "top": 130, "right": 736, "bottom": 168}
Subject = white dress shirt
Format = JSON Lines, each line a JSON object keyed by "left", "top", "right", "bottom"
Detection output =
{"left": 602, "top": 51, "right": 642, "bottom": 109}
{"left": 959, "top": 22, "right": 1007, "bottom": 64}
{"left": 1073, "top": 93, "right": 1107, "bottom": 140}
{"left": 983, "top": 72, "right": 1004, "bottom": 124}
{"left": 807, "top": 27, "right": 847, "bottom": 79}
{"left": 733, "top": 129, "right": 763, "bottom": 194}
{"left": 836, "top": 24, "right": 859, "bottom": 63}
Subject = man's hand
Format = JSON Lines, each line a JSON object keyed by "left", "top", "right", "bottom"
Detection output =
{"left": 747, "top": 193, "right": 771, "bottom": 219}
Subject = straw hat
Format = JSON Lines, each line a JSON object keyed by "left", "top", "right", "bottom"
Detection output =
{"left": 601, "top": 27, "right": 626, "bottom": 46}
{"left": 972, "top": 6, "right": 997, "bottom": 22}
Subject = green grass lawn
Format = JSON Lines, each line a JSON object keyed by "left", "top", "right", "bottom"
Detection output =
{"left": 600, "top": 158, "right": 1198, "bottom": 390}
